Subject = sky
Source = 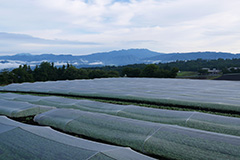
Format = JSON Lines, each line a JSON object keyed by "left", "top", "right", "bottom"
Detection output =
{"left": 0, "top": 0, "right": 240, "bottom": 55}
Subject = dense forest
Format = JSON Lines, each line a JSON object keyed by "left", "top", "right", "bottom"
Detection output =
{"left": 96, "top": 58, "right": 240, "bottom": 73}
{"left": 0, "top": 62, "right": 178, "bottom": 85}
{"left": 158, "top": 58, "right": 240, "bottom": 73}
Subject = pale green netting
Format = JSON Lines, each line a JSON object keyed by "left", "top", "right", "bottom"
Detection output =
{"left": 143, "top": 126, "right": 240, "bottom": 160}
{"left": 185, "top": 112, "right": 240, "bottom": 136}
{"left": 1, "top": 78, "right": 240, "bottom": 113}
{"left": 1, "top": 93, "right": 240, "bottom": 136}
{"left": 118, "top": 106, "right": 240, "bottom": 136}
{"left": 34, "top": 109, "right": 240, "bottom": 160}
{"left": 31, "top": 96, "right": 80, "bottom": 108}
{"left": 0, "top": 92, "right": 23, "bottom": 100}
{"left": 0, "top": 116, "right": 154, "bottom": 160}
{"left": 0, "top": 99, "right": 54, "bottom": 117}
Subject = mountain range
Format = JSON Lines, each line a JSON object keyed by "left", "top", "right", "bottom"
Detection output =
{"left": 1, "top": 49, "right": 240, "bottom": 69}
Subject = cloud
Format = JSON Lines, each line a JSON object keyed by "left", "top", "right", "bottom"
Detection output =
{"left": 0, "top": 60, "right": 24, "bottom": 70}
{"left": 0, "top": 32, "right": 99, "bottom": 45}
{"left": 0, "top": 32, "right": 101, "bottom": 55}
{"left": 0, "top": 0, "right": 240, "bottom": 55}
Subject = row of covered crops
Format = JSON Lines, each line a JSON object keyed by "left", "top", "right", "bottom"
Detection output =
{"left": 0, "top": 116, "right": 153, "bottom": 160}
{"left": 1, "top": 78, "right": 240, "bottom": 113}
{"left": 0, "top": 91, "right": 240, "bottom": 159}
{"left": 1, "top": 93, "right": 240, "bottom": 137}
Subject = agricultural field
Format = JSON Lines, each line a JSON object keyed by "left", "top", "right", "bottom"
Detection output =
{"left": 176, "top": 71, "right": 198, "bottom": 78}
{"left": 1, "top": 78, "right": 240, "bottom": 114}
{"left": 215, "top": 73, "right": 240, "bottom": 81}
{"left": 0, "top": 78, "right": 240, "bottom": 160}
{"left": 177, "top": 71, "right": 221, "bottom": 80}
{"left": 0, "top": 116, "right": 153, "bottom": 160}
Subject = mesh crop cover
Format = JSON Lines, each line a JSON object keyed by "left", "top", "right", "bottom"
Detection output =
{"left": 1, "top": 93, "right": 240, "bottom": 136}
{"left": 34, "top": 109, "right": 240, "bottom": 160}
{"left": 0, "top": 116, "right": 154, "bottom": 160}
{"left": 0, "top": 98, "right": 54, "bottom": 117}
{"left": 1, "top": 78, "right": 240, "bottom": 113}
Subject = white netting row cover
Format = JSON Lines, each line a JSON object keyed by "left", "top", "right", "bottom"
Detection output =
{"left": 0, "top": 98, "right": 54, "bottom": 117}
{"left": 1, "top": 78, "right": 240, "bottom": 113}
{"left": 0, "top": 116, "right": 154, "bottom": 160}
{"left": 34, "top": 108, "right": 240, "bottom": 160}
{"left": 0, "top": 93, "right": 240, "bottom": 136}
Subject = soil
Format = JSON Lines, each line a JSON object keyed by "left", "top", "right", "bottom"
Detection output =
{"left": 215, "top": 73, "right": 240, "bottom": 81}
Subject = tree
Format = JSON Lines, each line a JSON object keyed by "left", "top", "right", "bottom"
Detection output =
{"left": 33, "top": 62, "right": 58, "bottom": 81}
{"left": 78, "top": 69, "right": 89, "bottom": 79}
{"left": 63, "top": 66, "right": 80, "bottom": 80}
{"left": 0, "top": 69, "right": 13, "bottom": 85}
{"left": 122, "top": 67, "right": 141, "bottom": 77}
{"left": 107, "top": 71, "right": 119, "bottom": 77}
{"left": 169, "top": 67, "right": 179, "bottom": 78}
{"left": 88, "top": 70, "right": 107, "bottom": 79}
{"left": 11, "top": 64, "right": 34, "bottom": 83}
{"left": 141, "top": 64, "right": 159, "bottom": 77}
{"left": 198, "top": 69, "right": 208, "bottom": 75}
{"left": 155, "top": 69, "right": 168, "bottom": 78}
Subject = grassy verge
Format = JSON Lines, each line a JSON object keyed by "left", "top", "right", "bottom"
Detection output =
{"left": 177, "top": 71, "right": 223, "bottom": 80}
{"left": 177, "top": 71, "right": 198, "bottom": 77}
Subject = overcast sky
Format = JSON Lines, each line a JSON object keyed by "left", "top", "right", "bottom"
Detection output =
{"left": 0, "top": 0, "right": 240, "bottom": 55}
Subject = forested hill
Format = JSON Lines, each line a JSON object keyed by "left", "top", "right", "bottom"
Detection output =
{"left": 0, "top": 49, "right": 163, "bottom": 68}
{"left": 144, "top": 52, "right": 240, "bottom": 63}
{"left": 1, "top": 49, "right": 240, "bottom": 69}
{"left": 157, "top": 58, "right": 240, "bottom": 72}
{"left": 90, "top": 58, "right": 240, "bottom": 73}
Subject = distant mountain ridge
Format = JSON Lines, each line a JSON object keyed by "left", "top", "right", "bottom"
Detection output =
{"left": 144, "top": 51, "right": 240, "bottom": 63}
{"left": 1, "top": 49, "right": 240, "bottom": 69}
{"left": 81, "top": 49, "right": 162, "bottom": 65}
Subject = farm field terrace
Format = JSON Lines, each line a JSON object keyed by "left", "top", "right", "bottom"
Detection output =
{"left": 0, "top": 78, "right": 240, "bottom": 160}
{"left": 1, "top": 78, "right": 240, "bottom": 114}
{"left": 0, "top": 93, "right": 239, "bottom": 137}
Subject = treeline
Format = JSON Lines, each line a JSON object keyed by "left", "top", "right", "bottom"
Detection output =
{"left": 103, "top": 58, "right": 240, "bottom": 74}
{"left": 0, "top": 62, "right": 179, "bottom": 85}
{"left": 2, "top": 58, "right": 240, "bottom": 85}
{"left": 94, "top": 58, "right": 240, "bottom": 74}
{"left": 158, "top": 58, "right": 240, "bottom": 73}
